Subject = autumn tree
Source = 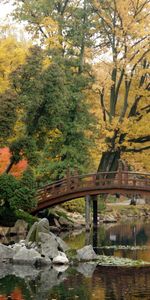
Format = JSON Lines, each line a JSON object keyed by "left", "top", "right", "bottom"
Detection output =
{"left": 3, "top": 0, "right": 149, "bottom": 178}
{"left": 0, "top": 30, "right": 28, "bottom": 145}
{"left": 90, "top": 0, "right": 150, "bottom": 173}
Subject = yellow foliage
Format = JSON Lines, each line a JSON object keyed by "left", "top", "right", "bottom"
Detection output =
{"left": 0, "top": 31, "right": 28, "bottom": 93}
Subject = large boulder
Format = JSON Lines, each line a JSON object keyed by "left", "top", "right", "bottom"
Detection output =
{"left": 0, "top": 244, "right": 15, "bottom": 262}
{"left": 25, "top": 218, "right": 69, "bottom": 259}
{"left": 77, "top": 245, "right": 97, "bottom": 261}
{"left": 25, "top": 218, "right": 50, "bottom": 244}
{"left": 38, "top": 232, "right": 59, "bottom": 259}
{"left": 37, "top": 218, "right": 50, "bottom": 234}
{"left": 25, "top": 221, "right": 38, "bottom": 243}
{"left": 13, "top": 247, "right": 41, "bottom": 265}
{"left": 23, "top": 218, "right": 69, "bottom": 263}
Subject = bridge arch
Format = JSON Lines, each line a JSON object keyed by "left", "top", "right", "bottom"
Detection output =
{"left": 33, "top": 170, "right": 150, "bottom": 214}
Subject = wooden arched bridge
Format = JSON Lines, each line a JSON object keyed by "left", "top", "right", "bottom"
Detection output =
{"left": 33, "top": 169, "right": 150, "bottom": 214}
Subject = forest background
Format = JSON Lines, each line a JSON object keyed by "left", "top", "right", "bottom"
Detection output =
{"left": 0, "top": 0, "right": 149, "bottom": 220}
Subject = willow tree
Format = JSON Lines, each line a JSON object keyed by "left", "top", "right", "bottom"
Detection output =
{"left": 91, "top": 0, "right": 150, "bottom": 173}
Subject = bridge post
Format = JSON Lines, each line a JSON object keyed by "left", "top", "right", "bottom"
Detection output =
{"left": 85, "top": 195, "right": 91, "bottom": 231}
{"left": 118, "top": 160, "right": 123, "bottom": 185}
{"left": 66, "top": 167, "right": 70, "bottom": 190}
{"left": 124, "top": 162, "right": 129, "bottom": 185}
{"left": 93, "top": 195, "right": 98, "bottom": 228}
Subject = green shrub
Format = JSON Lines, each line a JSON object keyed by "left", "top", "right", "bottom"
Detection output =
{"left": 11, "top": 168, "right": 37, "bottom": 211}
{"left": 62, "top": 198, "right": 85, "bottom": 214}
{"left": 15, "top": 210, "right": 38, "bottom": 227}
{"left": 97, "top": 196, "right": 106, "bottom": 212}
{"left": 0, "top": 206, "right": 17, "bottom": 226}
{"left": 0, "top": 168, "right": 37, "bottom": 213}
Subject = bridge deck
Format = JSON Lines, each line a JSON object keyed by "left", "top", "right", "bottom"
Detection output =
{"left": 33, "top": 171, "right": 150, "bottom": 213}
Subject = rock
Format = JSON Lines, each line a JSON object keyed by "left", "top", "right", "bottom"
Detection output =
{"left": 53, "top": 251, "right": 69, "bottom": 265}
{"left": 54, "top": 218, "right": 61, "bottom": 228}
{"left": 49, "top": 225, "right": 60, "bottom": 233}
{"left": 0, "top": 226, "right": 9, "bottom": 237}
{"left": 103, "top": 215, "right": 117, "bottom": 223}
{"left": 37, "top": 218, "right": 50, "bottom": 234}
{"left": 25, "top": 218, "right": 50, "bottom": 244}
{"left": 13, "top": 247, "right": 41, "bottom": 265}
{"left": 0, "top": 219, "right": 70, "bottom": 267}
{"left": 25, "top": 221, "right": 38, "bottom": 243}
{"left": 9, "top": 243, "right": 22, "bottom": 254}
{"left": 8, "top": 220, "right": 28, "bottom": 236}
{"left": 77, "top": 245, "right": 97, "bottom": 261}
{"left": 59, "top": 216, "right": 73, "bottom": 228}
{"left": 55, "top": 235, "right": 70, "bottom": 252}
{"left": 0, "top": 244, "right": 15, "bottom": 261}
{"left": 38, "top": 232, "right": 59, "bottom": 259}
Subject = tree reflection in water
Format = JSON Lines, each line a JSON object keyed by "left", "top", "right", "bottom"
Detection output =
{"left": 0, "top": 265, "right": 150, "bottom": 300}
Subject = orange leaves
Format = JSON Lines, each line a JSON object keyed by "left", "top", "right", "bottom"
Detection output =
{"left": 0, "top": 148, "right": 27, "bottom": 177}
{"left": 11, "top": 288, "right": 25, "bottom": 300}
{"left": 0, "top": 288, "right": 25, "bottom": 300}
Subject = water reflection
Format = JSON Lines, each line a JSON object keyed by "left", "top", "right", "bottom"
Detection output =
{"left": 0, "top": 264, "right": 150, "bottom": 300}
{"left": 64, "top": 220, "right": 150, "bottom": 262}
{"left": 1, "top": 220, "right": 150, "bottom": 299}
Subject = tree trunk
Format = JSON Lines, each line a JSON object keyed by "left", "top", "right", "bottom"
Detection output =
{"left": 94, "top": 150, "right": 121, "bottom": 201}
{"left": 5, "top": 157, "right": 15, "bottom": 174}
{"left": 97, "top": 150, "right": 120, "bottom": 176}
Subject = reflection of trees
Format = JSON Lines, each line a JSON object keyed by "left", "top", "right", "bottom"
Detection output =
{"left": 94, "top": 266, "right": 150, "bottom": 300}
{"left": 0, "top": 275, "right": 29, "bottom": 300}
{"left": 106, "top": 222, "right": 149, "bottom": 246}
{"left": 136, "top": 228, "right": 148, "bottom": 246}
{"left": 0, "top": 268, "right": 68, "bottom": 300}
{"left": 48, "top": 269, "right": 91, "bottom": 300}
{"left": 1, "top": 266, "right": 150, "bottom": 300}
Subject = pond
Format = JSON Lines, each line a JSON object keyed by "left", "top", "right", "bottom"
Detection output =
{"left": 63, "top": 219, "right": 150, "bottom": 262}
{"left": 1, "top": 219, "right": 150, "bottom": 300}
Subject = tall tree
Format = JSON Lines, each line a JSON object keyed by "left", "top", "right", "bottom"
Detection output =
{"left": 90, "top": 0, "right": 150, "bottom": 173}
{"left": 5, "top": 0, "right": 97, "bottom": 180}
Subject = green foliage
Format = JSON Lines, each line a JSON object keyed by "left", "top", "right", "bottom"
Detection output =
{"left": 11, "top": 168, "right": 37, "bottom": 211}
{"left": 9, "top": 137, "right": 38, "bottom": 165}
{"left": 0, "top": 173, "right": 20, "bottom": 207}
{"left": 62, "top": 198, "right": 85, "bottom": 214}
{"left": 15, "top": 210, "right": 38, "bottom": 227}
{"left": 97, "top": 196, "right": 106, "bottom": 212}
{"left": 0, "top": 205, "right": 17, "bottom": 226}
{"left": 0, "top": 90, "right": 17, "bottom": 145}
{"left": 0, "top": 168, "right": 37, "bottom": 213}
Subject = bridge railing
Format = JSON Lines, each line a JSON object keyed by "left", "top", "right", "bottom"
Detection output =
{"left": 37, "top": 171, "right": 150, "bottom": 203}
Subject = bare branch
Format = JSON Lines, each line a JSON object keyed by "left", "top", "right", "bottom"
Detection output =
{"left": 125, "top": 145, "right": 150, "bottom": 152}
{"left": 128, "top": 135, "right": 150, "bottom": 143}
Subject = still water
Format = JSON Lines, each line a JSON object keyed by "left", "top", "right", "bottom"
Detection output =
{"left": 1, "top": 220, "right": 150, "bottom": 300}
